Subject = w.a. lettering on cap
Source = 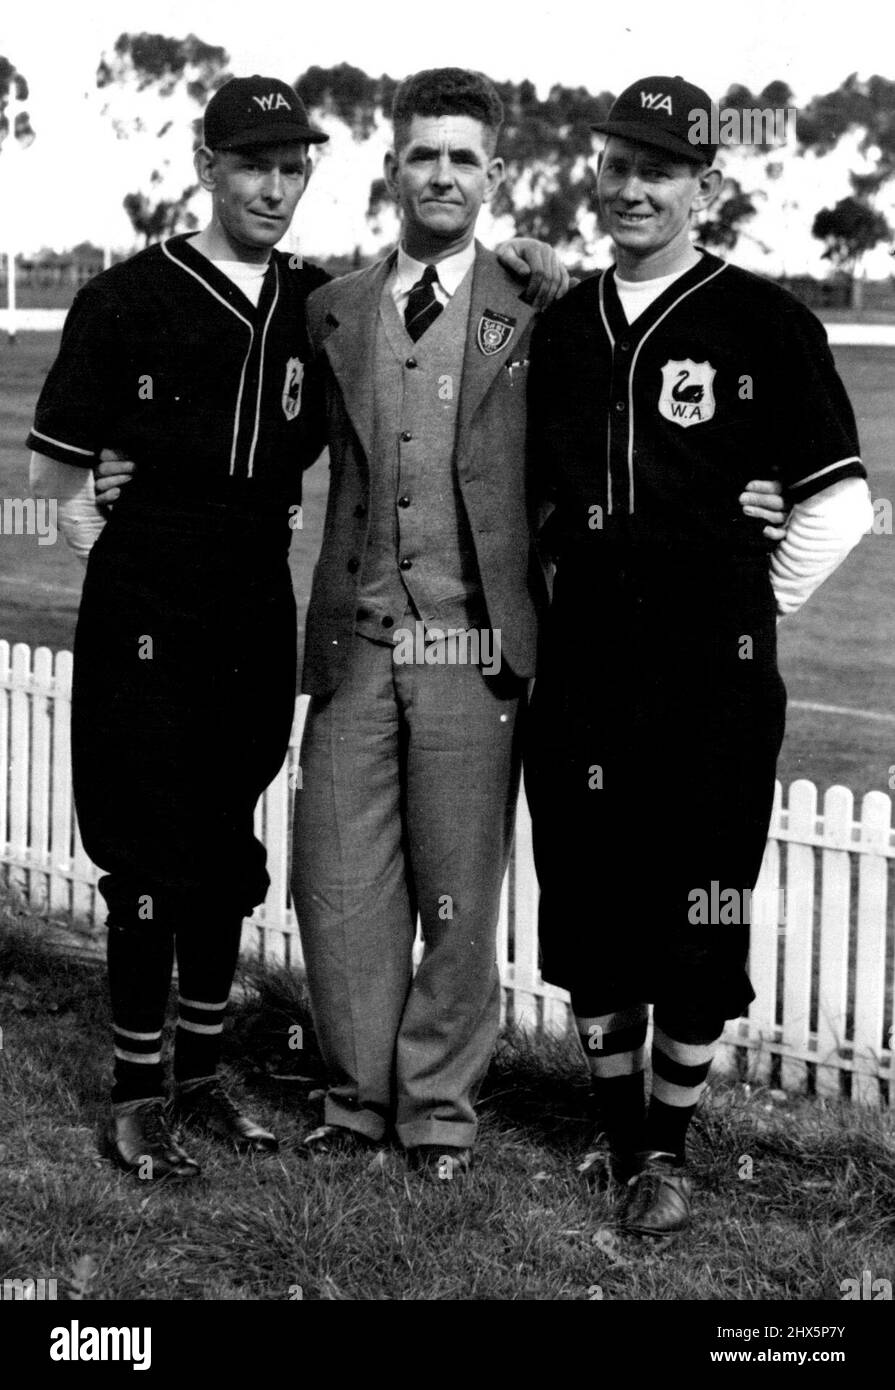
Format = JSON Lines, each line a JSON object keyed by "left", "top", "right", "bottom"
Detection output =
{"left": 204, "top": 75, "right": 329, "bottom": 150}
{"left": 592, "top": 75, "right": 717, "bottom": 164}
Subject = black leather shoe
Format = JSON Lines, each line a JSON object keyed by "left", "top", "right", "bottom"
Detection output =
{"left": 405, "top": 1145, "right": 474, "bottom": 1182}
{"left": 174, "top": 1078, "right": 278, "bottom": 1153}
{"left": 107, "top": 1097, "right": 201, "bottom": 1180}
{"left": 623, "top": 1150, "right": 692, "bottom": 1236}
{"left": 299, "top": 1124, "right": 380, "bottom": 1156}
{"left": 577, "top": 1132, "right": 631, "bottom": 1190}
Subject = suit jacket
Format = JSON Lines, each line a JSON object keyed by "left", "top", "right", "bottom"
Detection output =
{"left": 300, "top": 243, "right": 549, "bottom": 697}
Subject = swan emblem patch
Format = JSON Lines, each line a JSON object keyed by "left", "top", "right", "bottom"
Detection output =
{"left": 658, "top": 359, "right": 716, "bottom": 427}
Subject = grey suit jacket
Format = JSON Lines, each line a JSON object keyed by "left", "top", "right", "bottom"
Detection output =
{"left": 301, "top": 243, "right": 548, "bottom": 696}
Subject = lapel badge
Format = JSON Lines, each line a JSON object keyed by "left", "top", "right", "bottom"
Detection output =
{"left": 477, "top": 308, "right": 516, "bottom": 356}
{"left": 282, "top": 357, "right": 305, "bottom": 420}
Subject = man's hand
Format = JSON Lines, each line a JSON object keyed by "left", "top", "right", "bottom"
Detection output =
{"left": 94, "top": 449, "right": 136, "bottom": 506}
{"left": 740, "top": 478, "right": 788, "bottom": 542}
{"left": 495, "top": 237, "right": 570, "bottom": 311}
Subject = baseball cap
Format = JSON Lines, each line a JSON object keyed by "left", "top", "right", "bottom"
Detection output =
{"left": 203, "top": 76, "right": 329, "bottom": 150}
{"left": 591, "top": 75, "right": 717, "bottom": 164}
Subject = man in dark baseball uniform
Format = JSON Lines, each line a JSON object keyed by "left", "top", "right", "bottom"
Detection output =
{"left": 525, "top": 76, "right": 872, "bottom": 1236}
{"left": 28, "top": 76, "right": 331, "bottom": 1178}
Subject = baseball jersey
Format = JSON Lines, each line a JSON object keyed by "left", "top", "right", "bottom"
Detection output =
{"left": 27, "top": 233, "right": 330, "bottom": 516}
{"left": 529, "top": 251, "right": 865, "bottom": 567}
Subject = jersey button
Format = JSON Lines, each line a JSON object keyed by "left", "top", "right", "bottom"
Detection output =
{"left": 347, "top": 558, "right": 360, "bottom": 574}
{"left": 400, "top": 430, "right": 413, "bottom": 442}
{"left": 353, "top": 503, "right": 366, "bottom": 518}
{"left": 405, "top": 357, "right": 418, "bottom": 369}
{"left": 398, "top": 495, "right": 411, "bottom": 508}
{"left": 620, "top": 341, "right": 631, "bottom": 352}
{"left": 615, "top": 400, "right": 626, "bottom": 412}
{"left": 399, "top": 558, "right": 413, "bottom": 571}
{"left": 381, "top": 616, "right": 394, "bottom": 629}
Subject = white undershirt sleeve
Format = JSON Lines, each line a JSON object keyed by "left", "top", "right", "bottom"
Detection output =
{"left": 29, "top": 451, "right": 107, "bottom": 563}
{"left": 770, "top": 476, "right": 873, "bottom": 617}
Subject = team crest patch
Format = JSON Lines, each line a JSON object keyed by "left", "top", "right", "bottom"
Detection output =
{"left": 477, "top": 309, "right": 515, "bottom": 356}
{"left": 659, "top": 358, "right": 716, "bottom": 428}
{"left": 282, "top": 357, "right": 304, "bottom": 420}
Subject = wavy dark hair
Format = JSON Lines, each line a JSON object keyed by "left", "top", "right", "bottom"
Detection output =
{"left": 391, "top": 67, "right": 504, "bottom": 154}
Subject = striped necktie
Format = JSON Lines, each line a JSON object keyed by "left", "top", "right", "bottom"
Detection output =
{"left": 404, "top": 264, "right": 444, "bottom": 342}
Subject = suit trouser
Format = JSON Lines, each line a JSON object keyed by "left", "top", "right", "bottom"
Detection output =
{"left": 291, "top": 632, "right": 525, "bottom": 1148}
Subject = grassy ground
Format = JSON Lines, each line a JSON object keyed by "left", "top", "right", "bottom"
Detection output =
{"left": 0, "top": 897, "right": 892, "bottom": 1303}
{"left": 2, "top": 333, "right": 893, "bottom": 796}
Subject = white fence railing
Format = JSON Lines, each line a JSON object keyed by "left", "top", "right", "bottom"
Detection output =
{"left": 2, "top": 639, "right": 893, "bottom": 1106}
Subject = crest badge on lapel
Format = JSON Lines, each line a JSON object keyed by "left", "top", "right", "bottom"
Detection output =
{"left": 658, "top": 358, "right": 716, "bottom": 428}
{"left": 477, "top": 308, "right": 516, "bottom": 356}
{"left": 282, "top": 357, "right": 304, "bottom": 420}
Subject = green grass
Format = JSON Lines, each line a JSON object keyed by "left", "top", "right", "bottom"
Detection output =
{"left": 0, "top": 896, "right": 893, "bottom": 1302}
{"left": 2, "top": 333, "right": 893, "bottom": 796}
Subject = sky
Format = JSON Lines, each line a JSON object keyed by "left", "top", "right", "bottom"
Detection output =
{"left": 2, "top": 0, "right": 895, "bottom": 259}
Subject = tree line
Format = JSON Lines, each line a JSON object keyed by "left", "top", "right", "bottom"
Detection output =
{"left": 3, "top": 36, "right": 894, "bottom": 290}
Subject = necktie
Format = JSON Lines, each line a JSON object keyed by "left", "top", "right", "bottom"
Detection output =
{"left": 404, "top": 264, "right": 444, "bottom": 342}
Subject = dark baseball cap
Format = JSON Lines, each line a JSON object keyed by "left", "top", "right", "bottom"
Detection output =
{"left": 203, "top": 75, "right": 329, "bottom": 150}
{"left": 592, "top": 75, "right": 717, "bottom": 164}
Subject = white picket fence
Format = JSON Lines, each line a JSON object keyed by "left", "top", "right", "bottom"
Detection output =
{"left": 2, "top": 639, "right": 893, "bottom": 1105}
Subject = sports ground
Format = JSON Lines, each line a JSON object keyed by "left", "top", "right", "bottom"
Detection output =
{"left": 1, "top": 332, "right": 893, "bottom": 799}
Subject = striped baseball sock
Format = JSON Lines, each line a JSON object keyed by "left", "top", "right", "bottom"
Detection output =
{"left": 108, "top": 922, "right": 175, "bottom": 1104}
{"left": 572, "top": 1000, "right": 649, "bottom": 1149}
{"left": 173, "top": 916, "right": 243, "bottom": 1083}
{"left": 643, "top": 1010, "right": 724, "bottom": 1164}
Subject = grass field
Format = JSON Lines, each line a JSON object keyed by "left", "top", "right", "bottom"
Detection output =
{"left": 2, "top": 332, "right": 893, "bottom": 797}
{"left": 1, "top": 906, "right": 892, "bottom": 1303}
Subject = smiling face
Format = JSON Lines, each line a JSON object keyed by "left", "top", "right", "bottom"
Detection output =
{"left": 597, "top": 136, "right": 720, "bottom": 279}
{"left": 384, "top": 114, "right": 504, "bottom": 261}
{"left": 196, "top": 141, "right": 312, "bottom": 261}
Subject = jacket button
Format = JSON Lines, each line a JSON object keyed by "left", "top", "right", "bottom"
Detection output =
{"left": 400, "top": 430, "right": 413, "bottom": 442}
{"left": 398, "top": 495, "right": 411, "bottom": 508}
{"left": 353, "top": 503, "right": 366, "bottom": 518}
{"left": 399, "top": 558, "right": 412, "bottom": 571}
{"left": 405, "top": 357, "right": 418, "bottom": 369}
{"left": 347, "top": 558, "right": 360, "bottom": 574}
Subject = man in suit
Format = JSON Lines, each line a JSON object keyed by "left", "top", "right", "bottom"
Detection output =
{"left": 291, "top": 67, "right": 546, "bottom": 1178}
{"left": 290, "top": 66, "right": 785, "bottom": 1179}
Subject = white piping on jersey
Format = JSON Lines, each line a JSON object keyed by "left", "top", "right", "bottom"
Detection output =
{"left": 598, "top": 281, "right": 616, "bottom": 516}
{"left": 161, "top": 239, "right": 255, "bottom": 478}
{"left": 30, "top": 428, "right": 94, "bottom": 458}
{"left": 246, "top": 264, "right": 279, "bottom": 478}
{"left": 791, "top": 456, "right": 862, "bottom": 491}
{"left": 600, "top": 260, "right": 728, "bottom": 514}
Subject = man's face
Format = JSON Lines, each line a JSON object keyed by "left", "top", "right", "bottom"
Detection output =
{"left": 597, "top": 137, "right": 704, "bottom": 262}
{"left": 384, "top": 115, "right": 503, "bottom": 247}
{"left": 205, "top": 142, "right": 311, "bottom": 251}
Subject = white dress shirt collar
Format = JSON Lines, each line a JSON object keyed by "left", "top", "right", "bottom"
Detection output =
{"left": 393, "top": 240, "right": 476, "bottom": 306}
